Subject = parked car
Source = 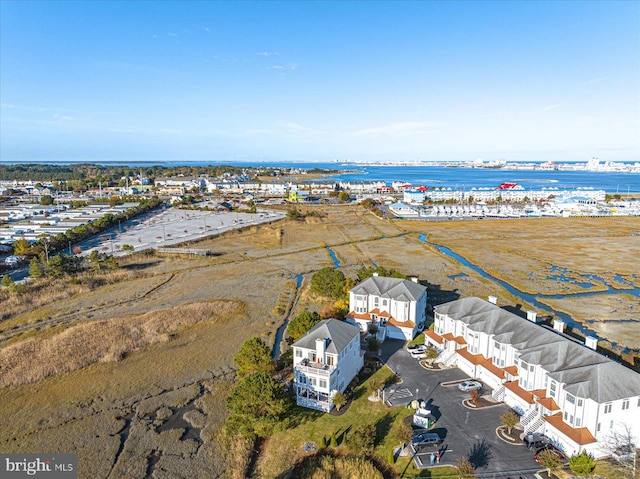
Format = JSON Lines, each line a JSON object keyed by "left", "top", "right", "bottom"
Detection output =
{"left": 534, "top": 444, "right": 565, "bottom": 463}
{"left": 411, "top": 432, "right": 442, "bottom": 447}
{"left": 523, "top": 432, "right": 549, "bottom": 450}
{"left": 408, "top": 344, "right": 427, "bottom": 353}
{"left": 458, "top": 380, "right": 482, "bottom": 392}
{"left": 410, "top": 350, "right": 427, "bottom": 359}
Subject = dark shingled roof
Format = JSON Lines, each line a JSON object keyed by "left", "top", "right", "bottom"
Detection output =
{"left": 292, "top": 318, "right": 360, "bottom": 354}
{"left": 435, "top": 297, "right": 640, "bottom": 403}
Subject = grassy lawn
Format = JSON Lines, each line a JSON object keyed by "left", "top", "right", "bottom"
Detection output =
{"left": 408, "top": 333, "right": 425, "bottom": 347}
{"left": 258, "top": 364, "right": 456, "bottom": 478}
{"left": 546, "top": 459, "right": 632, "bottom": 479}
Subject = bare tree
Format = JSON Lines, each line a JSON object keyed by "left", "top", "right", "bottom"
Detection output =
{"left": 454, "top": 457, "right": 477, "bottom": 478}
{"left": 601, "top": 423, "right": 639, "bottom": 479}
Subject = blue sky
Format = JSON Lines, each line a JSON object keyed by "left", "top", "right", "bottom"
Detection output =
{"left": 1, "top": 1, "right": 639, "bottom": 163}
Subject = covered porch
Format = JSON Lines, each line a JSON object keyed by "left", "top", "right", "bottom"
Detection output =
{"left": 296, "top": 386, "right": 333, "bottom": 412}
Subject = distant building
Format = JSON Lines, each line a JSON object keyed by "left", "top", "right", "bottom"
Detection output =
{"left": 403, "top": 189, "right": 426, "bottom": 204}
{"left": 388, "top": 202, "right": 419, "bottom": 217}
{"left": 347, "top": 274, "right": 427, "bottom": 340}
{"left": 288, "top": 190, "right": 310, "bottom": 203}
{"left": 292, "top": 319, "right": 364, "bottom": 412}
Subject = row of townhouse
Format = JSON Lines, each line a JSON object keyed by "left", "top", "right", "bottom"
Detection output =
{"left": 338, "top": 181, "right": 387, "bottom": 193}
{"left": 425, "top": 297, "right": 640, "bottom": 459}
{"left": 404, "top": 188, "right": 607, "bottom": 204}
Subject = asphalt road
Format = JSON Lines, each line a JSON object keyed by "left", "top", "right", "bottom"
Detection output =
{"left": 379, "top": 339, "right": 543, "bottom": 478}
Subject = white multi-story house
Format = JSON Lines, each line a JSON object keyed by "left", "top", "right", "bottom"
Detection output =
{"left": 292, "top": 318, "right": 364, "bottom": 412}
{"left": 403, "top": 189, "right": 426, "bottom": 204}
{"left": 426, "top": 297, "right": 640, "bottom": 459}
{"left": 346, "top": 274, "right": 427, "bottom": 341}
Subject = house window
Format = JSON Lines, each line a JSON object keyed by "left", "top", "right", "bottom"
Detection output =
{"left": 610, "top": 420, "right": 614, "bottom": 429}
{"left": 383, "top": 299, "right": 387, "bottom": 306}
{"left": 326, "top": 355, "right": 334, "bottom": 366}
{"left": 514, "top": 352, "right": 520, "bottom": 362}
{"left": 577, "top": 399, "right": 583, "bottom": 407}
{"left": 576, "top": 418, "right": 581, "bottom": 427}
{"left": 501, "top": 344, "right": 505, "bottom": 351}
{"left": 295, "top": 349, "right": 302, "bottom": 358}
{"left": 604, "top": 403, "right": 612, "bottom": 414}
{"left": 544, "top": 376, "right": 548, "bottom": 388}
{"left": 622, "top": 399, "right": 629, "bottom": 410}
{"left": 529, "top": 365, "right": 534, "bottom": 372}
{"left": 550, "top": 381, "right": 556, "bottom": 398}
{"left": 597, "top": 423, "right": 601, "bottom": 432}
{"left": 563, "top": 411, "right": 568, "bottom": 421}
{"left": 566, "top": 394, "right": 575, "bottom": 405}
{"left": 320, "top": 379, "right": 327, "bottom": 388}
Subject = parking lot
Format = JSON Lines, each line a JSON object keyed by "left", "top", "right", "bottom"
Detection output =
{"left": 380, "top": 339, "right": 543, "bottom": 478}
{"left": 80, "top": 207, "right": 285, "bottom": 256}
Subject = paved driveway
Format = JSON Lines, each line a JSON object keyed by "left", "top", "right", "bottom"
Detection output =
{"left": 379, "top": 339, "right": 543, "bottom": 478}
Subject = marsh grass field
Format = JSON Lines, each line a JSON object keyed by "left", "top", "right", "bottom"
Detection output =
{"left": 0, "top": 206, "right": 638, "bottom": 477}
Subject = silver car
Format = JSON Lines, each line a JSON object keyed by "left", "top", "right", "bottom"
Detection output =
{"left": 458, "top": 380, "right": 482, "bottom": 392}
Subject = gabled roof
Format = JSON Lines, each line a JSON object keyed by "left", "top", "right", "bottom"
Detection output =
{"left": 387, "top": 317, "right": 415, "bottom": 329}
{"left": 538, "top": 397, "right": 560, "bottom": 411}
{"left": 292, "top": 318, "right": 360, "bottom": 355}
{"left": 456, "top": 348, "right": 486, "bottom": 365}
{"left": 350, "top": 276, "right": 426, "bottom": 302}
{"left": 435, "top": 297, "right": 640, "bottom": 404}
{"left": 425, "top": 330, "right": 443, "bottom": 345}
{"left": 543, "top": 413, "right": 597, "bottom": 445}
{"left": 504, "top": 380, "right": 535, "bottom": 404}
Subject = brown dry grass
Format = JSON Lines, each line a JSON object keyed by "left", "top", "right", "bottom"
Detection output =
{"left": 0, "top": 269, "right": 138, "bottom": 324}
{"left": 1, "top": 207, "right": 638, "bottom": 478}
{"left": 0, "top": 301, "right": 242, "bottom": 388}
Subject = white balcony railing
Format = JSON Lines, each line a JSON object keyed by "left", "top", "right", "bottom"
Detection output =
{"left": 295, "top": 359, "right": 336, "bottom": 377}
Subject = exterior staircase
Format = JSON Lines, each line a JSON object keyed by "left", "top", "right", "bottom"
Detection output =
{"left": 436, "top": 349, "right": 457, "bottom": 367}
{"left": 525, "top": 417, "right": 546, "bottom": 434}
{"left": 519, "top": 407, "right": 539, "bottom": 430}
{"left": 492, "top": 384, "right": 505, "bottom": 402}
